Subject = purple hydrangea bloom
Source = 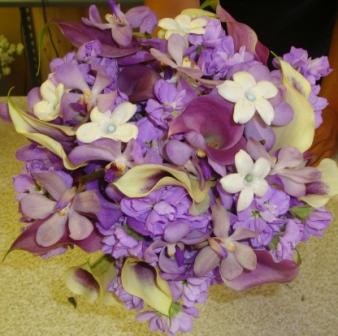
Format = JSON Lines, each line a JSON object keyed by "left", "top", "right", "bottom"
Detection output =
{"left": 120, "top": 186, "right": 210, "bottom": 237}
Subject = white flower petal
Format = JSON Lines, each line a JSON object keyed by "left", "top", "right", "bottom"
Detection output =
{"left": 254, "top": 81, "right": 278, "bottom": 99}
{"left": 252, "top": 157, "right": 271, "bottom": 179}
{"left": 189, "top": 17, "right": 207, "bottom": 29}
{"left": 175, "top": 14, "right": 191, "bottom": 29}
{"left": 237, "top": 188, "right": 254, "bottom": 212}
{"left": 233, "top": 71, "right": 256, "bottom": 91}
{"left": 220, "top": 174, "right": 244, "bottom": 194}
{"left": 90, "top": 107, "right": 109, "bottom": 123}
{"left": 40, "top": 80, "right": 57, "bottom": 102}
{"left": 252, "top": 179, "right": 269, "bottom": 197}
{"left": 233, "top": 98, "right": 256, "bottom": 124}
{"left": 235, "top": 150, "right": 254, "bottom": 176}
{"left": 158, "top": 18, "right": 179, "bottom": 31}
{"left": 111, "top": 123, "right": 138, "bottom": 143}
{"left": 254, "top": 97, "right": 275, "bottom": 125}
{"left": 217, "top": 81, "right": 244, "bottom": 103}
{"left": 76, "top": 122, "right": 103, "bottom": 143}
{"left": 111, "top": 102, "right": 137, "bottom": 125}
{"left": 33, "top": 101, "right": 59, "bottom": 121}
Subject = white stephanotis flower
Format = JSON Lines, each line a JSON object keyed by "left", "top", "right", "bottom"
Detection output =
{"left": 76, "top": 102, "right": 138, "bottom": 143}
{"left": 217, "top": 71, "right": 278, "bottom": 125}
{"left": 220, "top": 150, "right": 271, "bottom": 212}
{"left": 33, "top": 79, "right": 64, "bottom": 121}
{"left": 158, "top": 14, "right": 207, "bottom": 39}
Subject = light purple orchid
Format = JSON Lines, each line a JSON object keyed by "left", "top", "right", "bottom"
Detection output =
{"left": 194, "top": 202, "right": 257, "bottom": 281}
{"left": 169, "top": 95, "right": 246, "bottom": 165}
{"left": 18, "top": 171, "right": 100, "bottom": 247}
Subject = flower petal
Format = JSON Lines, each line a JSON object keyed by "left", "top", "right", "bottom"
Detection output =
{"left": 234, "top": 98, "right": 256, "bottom": 124}
{"left": 158, "top": 18, "right": 179, "bottom": 31}
{"left": 68, "top": 210, "right": 94, "bottom": 241}
{"left": 252, "top": 179, "right": 269, "bottom": 197}
{"left": 237, "top": 188, "right": 254, "bottom": 211}
{"left": 111, "top": 102, "right": 137, "bottom": 125}
{"left": 231, "top": 227, "right": 256, "bottom": 241}
{"left": 73, "top": 191, "right": 101, "bottom": 214}
{"left": 20, "top": 194, "right": 56, "bottom": 219}
{"left": 165, "top": 140, "right": 192, "bottom": 166}
{"left": 121, "top": 258, "right": 172, "bottom": 316}
{"left": 211, "top": 202, "right": 230, "bottom": 238}
{"left": 36, "top": 213, "right": 67, "bottom": 247}
{"left": 164, "top": 221, "right": 190, "bottom": 243}
{"left": 111, "top": 123, "right": 138, "bottom": 142}
{"left": 254, "top": 81, "right": 278, "bottom": 99}
{"left": 217, "top": 80, "right": 244, "bottom": 103}
{"left": 235, "top": 149, "right": 254, "bottom": 176}
{"left": 233, "top": 71, "right": 256, "bottom": 90}
{"left": 234, "top": 242, "right": 257, "bottom": 270}
{"left": 220, "top": 174, "right": 244, "bottom": 194}
{"left": 252, "top": 157, "right": 271, "bottom": 179}
{"left": 168, "top": 34, "right": 188, "bottom": 66}
{"left": 220, "top": 253, "right": 243, "bottom": 281}
{"left": 254, "top": 97, "right": 275, "bottom": 125}
{"left": 193, "top": 246, "right": 220, "bottom": 276}
{"left": 76, "top": 122, "right": 103, "bottom": 143}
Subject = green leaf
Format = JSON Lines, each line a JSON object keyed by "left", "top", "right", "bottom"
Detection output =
{"left": 200, "top": 0, "right": 218, "bottom": 10}
{"left": 169, "top": 302, "right": 182, "bottom": 319}
{"left": 295, "top": 248, "right": 302, "bottom": 266}
{"left": 121, "top": 258, "right": 172, "bottom": 316}
{"left": 290, "top": 206, "right": 313, "bottom": 220}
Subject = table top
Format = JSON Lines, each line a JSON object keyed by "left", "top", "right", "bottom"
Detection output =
{"left": 1, "top": 97, "right": 338, "bottom": 336}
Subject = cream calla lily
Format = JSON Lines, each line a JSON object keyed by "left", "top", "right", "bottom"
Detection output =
{"left": 33, "top": 79, "right": 64, "bottom": 121}
{"left": 76, "top": 102, "right": 138, "bottom": 143}
{"left": 301, "top": 159, "right": 338, "bottom": 208}
{"left": 217, "top": 71, "right": 278, "bottom": 125}
{"left": 158, "top": 14, "right": 207, "bottom": 39}
{"left": 273, "top": 59, "right": 315, "bottom": 153}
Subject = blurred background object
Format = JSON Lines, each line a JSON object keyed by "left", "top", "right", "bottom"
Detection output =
{"left": 0, "top": 0, "right": 143, "bottom": 95}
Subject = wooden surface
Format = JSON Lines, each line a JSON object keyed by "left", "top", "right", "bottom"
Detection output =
{"left": 0, "top": 97, "right": 338, "bottom": 336}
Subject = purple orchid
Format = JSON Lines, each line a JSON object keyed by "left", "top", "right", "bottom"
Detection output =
{"left": 194, "top": 202, "right": 257, "bottom": 281}
{"left": 18, "top": 171, "right": 100, "bottom": 247}
{"left": 169, "top": 95, "right": 246, "bottom": 165}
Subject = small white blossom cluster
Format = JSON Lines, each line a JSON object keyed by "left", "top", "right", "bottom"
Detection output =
{"left": 0, "top": 35, "right": 24, "bottom": 79}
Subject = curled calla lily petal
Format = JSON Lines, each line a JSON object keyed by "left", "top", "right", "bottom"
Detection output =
{"left": 301, "top": 158, "right": 338, "bottom": 208}
{"left": 216, "top": 5, "right": 269, "bottom": 64}
{"left": 225, "top": 250, "right": 299, "bottom": 291}
{"left": 65, "top": 255, "right": 117, "bottom": 305}
{"left": 113, "top": 164, "right": 211, "bottom": 204}
{"left": 273, "top": 59, "right": 315, "bottom": 153}
{"left": 7, "top": 98, "right": 81, "bottom": 170}
{"left": 121, "top": 258, "right": 172, "bottom": 316}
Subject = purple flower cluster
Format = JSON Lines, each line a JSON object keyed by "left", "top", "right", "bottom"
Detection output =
{"left": 4, "top": 2, "right": 335, "bottom": 335}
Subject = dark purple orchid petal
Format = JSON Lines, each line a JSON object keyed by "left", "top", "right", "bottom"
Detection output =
{"left": 194, "top": 246, "right": 220, "bottom": 276}
{"left": 73, "top": 191, "right": 101, "bottom": 214}
{"left": 216, "top": 5, "right": 269, "bottom": 64}
{"left": 118, "top": 65, "right": 159, "bottom": 102}
{"left": 225, "top": 250, "right": 299, "bottom": 291}
{"left": 127, "top": 217, "right": 151, "bottom": 236}
{"left": 0, "top": 102, "right": 10, "bottom": 122}
{"left": 125, "top": 6, "right": 157, "bottom": 34}
{"left": 169, "top": 95, "right": 245, "bottom": 165}
{"left": 164, "top": 221, "right": 191, "bottom": 243}
{"left": 69, "top": 139, "right": 121, "bottom": 165}
{"left": 165, "top": 140, "right": 193, "bottom": 166}
{"left": 8, "top": 219, "right": 103, "bottom": 256}
{"left": 56, "top": 22, "right": 137, "bottom": 58}
{"left": 32, "top": 171, "right": 70, "bottom": 201}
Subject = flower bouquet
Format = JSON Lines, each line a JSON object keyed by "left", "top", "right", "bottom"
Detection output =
{"left": 0, "top": 34, "right": 23, "bottom": 79}
{"left": 3, "top": 1, "right": 338, "bottom": 335}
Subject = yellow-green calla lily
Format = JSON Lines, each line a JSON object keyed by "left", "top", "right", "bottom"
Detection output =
{"left": 181, "top": 8, "right": 217, "bottom": 18}
{"left": 273, "top": 59, "right": 315, "bottom": 153}
{"left": 65, "top": 254, "right": 118, "bottom": 305}
{"left": 301, "top": 158, "right": 338, "bottom": 208}
{"left": 113, "top": 164, "right": 211, "bottom": 204}
{"left": 7, "top": 98, "right": 81, "bottom": 170}
{"left": 121, "top": 258, "right": 172, "bottom": 316}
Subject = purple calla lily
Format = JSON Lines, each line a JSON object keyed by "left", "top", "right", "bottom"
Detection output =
{"left": 169, "top": 95, "right": 246, "bottom": 165}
